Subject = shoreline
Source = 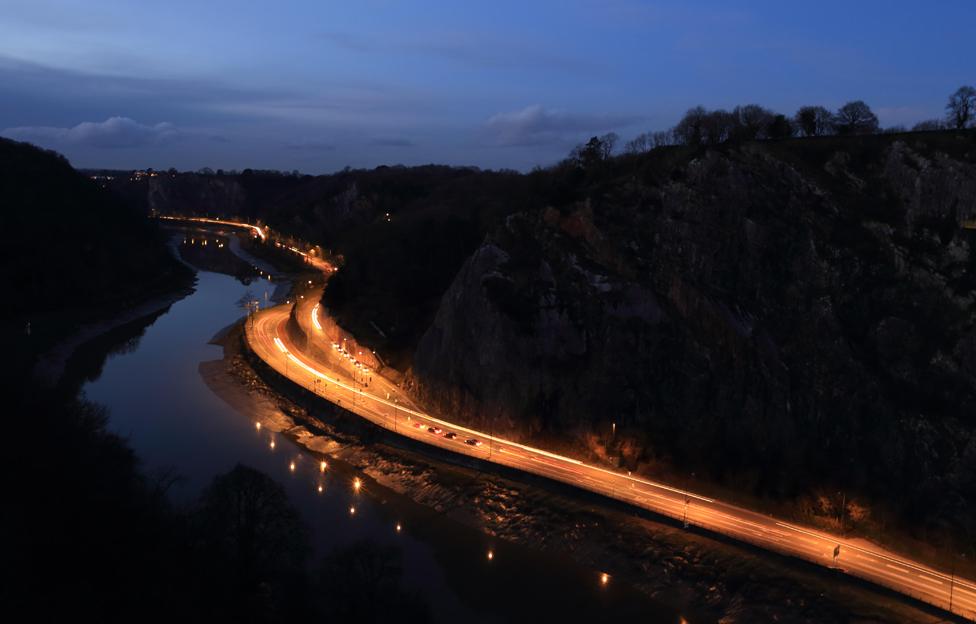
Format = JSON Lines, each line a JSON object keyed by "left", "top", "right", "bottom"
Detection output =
{"left": 34, "top": 279, "right": 196, "bottom": 389}
{"left": 204, "top": 320, "right": 946, "bottom": 624}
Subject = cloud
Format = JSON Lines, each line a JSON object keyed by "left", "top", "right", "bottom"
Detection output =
{"left": 285, "top": 138, "right": 336, "bottom": 151}
{"left": 2, "top": 116, "right": 178, "bottom": 148}
{"left": 319, "top": 31, "right": 600, "bottom": 75}
{"left": 483, "top": 105, "right": 640, "bottom": 147}
{"left": 369, "top": 137, "right": 415, "bottom": 147}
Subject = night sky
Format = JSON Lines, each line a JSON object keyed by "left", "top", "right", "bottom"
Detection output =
{"left": 2, "top": 0, "right": 973, "bottom": 172}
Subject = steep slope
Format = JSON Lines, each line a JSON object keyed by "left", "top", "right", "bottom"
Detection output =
{"left": 0, "top": 138, "right": 191, "bottom": 386}
{"left": 412, "top": 132, "right": 976, "bottom": 540}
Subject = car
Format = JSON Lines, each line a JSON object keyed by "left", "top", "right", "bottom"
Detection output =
{"left": 465, "top": 438, "right": 482, "bottom": 447}
{"left": 427, "top": 426, "right": 443, "bottom": 435}
{"left": 444, "top": 432, "right": 457, "bottom": 440}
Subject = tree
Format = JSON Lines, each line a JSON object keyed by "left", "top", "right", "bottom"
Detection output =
{"left": 598, "top": 132, "right": 619, "bottom": 159}
{"left": 701, "top": 109, "right": 737, "bottom": 145}
{"left": 673, "top": 106, "right": 708, "bottom": 145}
{"left": 194, "top": 465, "right": 308, "bottom": 590}
{"left": 570, "top": 133, "right": 618, "bottom": 167}
{"left": 650, "top": 129, "right": 675, "bottom": 147}
{"left": 732, "top": 104, "right": 775, "bottom": 140}
{"left": 767, "top": 114, "right": 795, "bottom": 139}
{"left": 833, "top": 101, "right": 879, "bottom": 135}
{"left": 625, "top": 132, "right": 649, "bottom": 154}
{"left": 912, "top": 119, "right": 945, "bottom": 132}
{"left": 794, "top": 106, "right": 833, "bottom": 137}
{"left": 946, "top": 85, "right": 976, "bottom": 129}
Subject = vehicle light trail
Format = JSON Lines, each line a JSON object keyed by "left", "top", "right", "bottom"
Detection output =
{"left": 158, "top": 214, "right": 267, "bottom": 240}
{"left": 219, "top": 214, "right": 976, "bottom": 621}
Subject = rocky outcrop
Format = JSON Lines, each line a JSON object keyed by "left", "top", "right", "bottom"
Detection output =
{"left": 412, "top": 136, "right": 976, "bottom": 535}
{"left": 146, "top": 175, "right": 249, "bottom": 216}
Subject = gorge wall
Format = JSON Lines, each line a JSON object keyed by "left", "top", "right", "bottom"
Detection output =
{"left": 411, "top": 134, "right": 976, "bottom": 537}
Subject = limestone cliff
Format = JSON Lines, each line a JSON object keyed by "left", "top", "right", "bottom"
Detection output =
{"left": 412, "top": 134, "right": 976, "bottom": 535}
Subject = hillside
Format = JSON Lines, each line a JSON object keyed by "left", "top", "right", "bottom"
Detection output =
{"left": 409, "top": 130, "right": 976, "bottom": 548}
{"left": 0, "top": 138, "right": 191, "bottom": 382}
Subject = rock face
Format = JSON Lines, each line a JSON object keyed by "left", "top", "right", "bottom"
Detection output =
{"left": 146, "top": 174, "right": 248, "bottom": 216}
{"left": 413, "top": 136, "right": 976, "bottom": 532}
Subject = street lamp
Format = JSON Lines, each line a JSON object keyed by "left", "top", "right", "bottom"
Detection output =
{"left": 949, "top": 552, "right": 966, "bottom": 613}
{"left": 394, "top": 397, "right": 399, "bottom": 433}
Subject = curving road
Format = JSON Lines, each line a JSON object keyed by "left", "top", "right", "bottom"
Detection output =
{"left": 246, "top": 299, "right": 976, "bottom": 621}
{"left": 183, "top": 214, "right": 972, "bottom": 620}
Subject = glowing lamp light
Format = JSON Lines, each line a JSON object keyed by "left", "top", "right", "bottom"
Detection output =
{"left": 317, "top": 484, "right": 324, "bottom": 494}
{"left": 319, "top": 460, "right": 327, "bottom": 473}
{"left": 269, "top": 439, "right": 276, "bottom": 450}
{"left": 601, "top": 572, "right": 609, "bottom": 586}
{"left": 349, "top": 506, "right": 356, "bottom": 515}
{"left": 353, "top": 477, "right": 362, "bottom": 492}
{"left": 289, "top": 461, "right": 296, "bottom": 472}
{"left": 487, "top": 550, "right": 494, "bottom": 561}
{"left": 396, "top": 523, "right": 402, "bottom": 533}
{"left": 255, "top": 422, "right": 261, "bottom": 430}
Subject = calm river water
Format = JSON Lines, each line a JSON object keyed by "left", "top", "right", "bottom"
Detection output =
{"left": 81, "top": 260, "right": 685, "bottom": 623}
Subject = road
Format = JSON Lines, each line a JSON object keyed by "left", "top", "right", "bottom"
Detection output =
{"left": 177, "top": 214, "right": 973, "bottom": 620}
{"left": 246, "top": 300, "right": 976, "bottom": 620}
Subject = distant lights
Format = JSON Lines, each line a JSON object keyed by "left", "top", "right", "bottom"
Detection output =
{"left": 320, "top": 460, "right": 328, "bottom": 473}
{"left": 487, "top": 550, "right": 494, "bottom": 561}
{"left": 255, "top": 421, "right": 261, "bottom": 430}
{"left": 269, "top": 439, "right": 276, "bottom": 450}
{"left": 349, "top": 506, "right": 356, "bottom": 515}
{"left": 396, "top": 523, "right": 402, "bottom": 533}
{"left": 317, "top": 484, "right": 324, "bottom": 494}
{"left": 289, "top": 461, "right": 296, "bottom": 472}
{"left": 353, "top": 477, "right": 362, "bottom": 492}
{"left": 600, "top": 572, "right": 609, "bottom": 586}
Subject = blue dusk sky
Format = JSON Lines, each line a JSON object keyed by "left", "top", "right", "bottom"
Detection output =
{"left": 1, "top": 0, "right": 973, "bottom": 173}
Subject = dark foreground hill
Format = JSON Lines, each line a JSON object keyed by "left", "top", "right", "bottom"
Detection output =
{"left": 0, "top": 138, "right": 190, "bottom": 355}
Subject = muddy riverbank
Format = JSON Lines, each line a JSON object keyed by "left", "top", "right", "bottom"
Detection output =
{"left": 210, "top": 320, "right": 950, "bottom": 624}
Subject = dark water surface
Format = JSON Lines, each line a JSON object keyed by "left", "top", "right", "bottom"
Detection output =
{"left": 82, "top": 266, "right": 687, "bottom": 623}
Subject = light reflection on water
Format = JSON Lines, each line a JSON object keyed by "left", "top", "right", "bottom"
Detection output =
{"left": 82, "top": 266, "right": 683, "bottom": 623}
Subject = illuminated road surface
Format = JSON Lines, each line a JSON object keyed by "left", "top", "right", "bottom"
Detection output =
{"left": 246, "top": 303, "right": 975, "bottom": 620}
{"left": 159, "top": 214, "right": 268, "bottom": 240}
{"left": 188, "top": 215, "right": 972, "bottom": 620}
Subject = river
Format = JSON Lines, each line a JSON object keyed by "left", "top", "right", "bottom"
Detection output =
{"left": 79, "top": 242, "right": 684, "bottom": 623}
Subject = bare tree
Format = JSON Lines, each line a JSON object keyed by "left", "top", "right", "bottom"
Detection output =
{"left": 733, "top": 104, "right": 775, "bottom": 140}
{"left": 946, "top": 86, "right": 976, "bottom": 129}
{"left": 701, "top": 109, "right": 737, "bottom": 145}
{"left": 674, "top": 106, "right": 708, "bottom": 145}
{"left": 598, "top": 132, "right": 619, "bottom": 159}
{"left": 833, "top": 101, "right": 879, "bottom": 135}
{"left": 570, "top": 134, "right": 618, "bottom": 167}
{"left": 625, "top": 132, "right": 650, "bottom": 154}
{"left": 794, "top": 106, "right": 833, "bottom": 137}
{"left": 651, "top": 129, "right": 675, "bottom": 147}
{"left": 912, "top": 119, "right": 945, "bottom": 132}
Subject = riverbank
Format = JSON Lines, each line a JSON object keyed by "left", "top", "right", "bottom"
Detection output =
{"left": 33, "top": 266, "right": 195, "bottom": 390}
{"left": 207, "top": 320, "right": 948, "bottom": 624}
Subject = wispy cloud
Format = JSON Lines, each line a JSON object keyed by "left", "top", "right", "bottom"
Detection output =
{"left": 369, "top": 137, "right": 415, "bottom": 147}
{"left": 483, "top": 105, "right": 640, "bottom": 147}
{"left": 285, "top": 138, "right": 336, "bottom": 151}
{"left": 318, "top": 30, "right": 601, "bottom": 75}
{"left": 2, "top": 116, "right": 178, "bottom": 148}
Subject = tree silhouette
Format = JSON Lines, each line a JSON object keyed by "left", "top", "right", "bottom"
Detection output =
{"left": 946, "top": 86, "right": 976, "bottom": 129}
{"left": 833, "top": 101, "right": 879, "bottom": 135}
